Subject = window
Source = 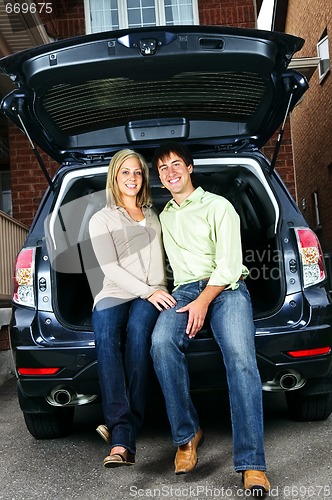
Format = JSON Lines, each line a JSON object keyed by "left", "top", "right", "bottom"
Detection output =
{"left": 0, "top": 171, "right": 12, "bottom": 216}
{"left": 257, "top": 0, "right": 277, "bottom": 31}
{"left": 84, "top": 0, "right": 199, "bottom": 33}
{"left": 317, "top": 33, "right": 330, "bottom": 82}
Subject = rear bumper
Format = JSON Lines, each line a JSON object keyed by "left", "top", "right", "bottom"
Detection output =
{"left": 13, "top": 320, "right": 332, "bottom": 411}
{"left": 187, "top": 316, "right": 332, "bottom": 391}
{"left": 11, "top": 295, "right": 332, "bottom": 411}
{"left": 15, "top": 346, "right": 100, "bottom": 397}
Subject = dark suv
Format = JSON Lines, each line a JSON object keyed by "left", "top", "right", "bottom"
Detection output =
{"left": 1, "top": 26, "right": 332, "bottom": 439}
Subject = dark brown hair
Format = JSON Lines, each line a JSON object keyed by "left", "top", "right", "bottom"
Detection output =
{"left": 151, "top": 142, "right": 193, "bottom": 172}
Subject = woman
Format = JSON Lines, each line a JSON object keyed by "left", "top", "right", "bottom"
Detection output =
{"left": 89, "top": 149, "right": 176, "bottom": 468}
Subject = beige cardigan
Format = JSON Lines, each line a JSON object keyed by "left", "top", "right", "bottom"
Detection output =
{"left": 88, "top": 205, "right": 168, "bottom": 307}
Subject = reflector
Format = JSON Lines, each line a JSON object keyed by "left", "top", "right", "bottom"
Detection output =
{"left": 287, "top": 347, "right": 331, "bottom": 358}
{"left": 18, "top": 368, "right": 60, "bottom": 376}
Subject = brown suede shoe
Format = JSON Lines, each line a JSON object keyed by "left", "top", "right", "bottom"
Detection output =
{"left": 174, "top": 427, "right": 204, "bottom": 474}
{"left": 242, "top": 470, "right": 270, "bottom": 496}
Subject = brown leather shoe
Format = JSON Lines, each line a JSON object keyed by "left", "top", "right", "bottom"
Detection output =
{"left": 103, "top": 449, "right": 135, "bottom": 468}
{"left": 96, "top": 424, "right": 110, "bottom": 443}
{"left": 242, "top": 470, "right": 270, "bottom": 496}
{"left": 174, "top": 427, "right": 204, "bottom": 474}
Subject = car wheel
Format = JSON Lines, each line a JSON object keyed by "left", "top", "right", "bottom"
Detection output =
{"left": 23, "top": 407, "right": 75, "bottom": 439}
{"left": 285, "top": 391, "right": 332, "bottom": 421}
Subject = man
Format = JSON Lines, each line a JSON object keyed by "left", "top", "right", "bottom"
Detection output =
{"left": 150, "top": 142, "right": 270, "bottom": 496}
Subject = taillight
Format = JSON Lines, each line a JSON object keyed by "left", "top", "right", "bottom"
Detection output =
{"left": 295, "top": 228, "right": 326, "bottom": 288}
{"left": 13, "top": 248, "right": 35, "bottom": 307}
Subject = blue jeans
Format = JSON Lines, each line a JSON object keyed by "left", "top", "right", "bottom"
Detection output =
{"left": 150, "top": 280, "right": 266, "bottom": 472}
{"left": 92, "top": 298, "right": 159, "bottom": 454}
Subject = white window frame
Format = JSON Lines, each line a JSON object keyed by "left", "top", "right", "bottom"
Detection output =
{"left": 84, "top": 0, "right": 199, "bottom": 34}
{"left": 317, "top": 35, "right": 330, "bottom": 83}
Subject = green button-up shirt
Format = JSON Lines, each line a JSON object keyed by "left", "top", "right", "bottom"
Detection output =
{"left": 160, "top": 186, "right": 249, "bottom": 290}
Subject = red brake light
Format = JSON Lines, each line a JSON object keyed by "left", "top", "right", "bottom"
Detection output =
{"left": 295, "top": 228, "right": 326, "bottom": 287}
{"left": 18, "top": 368, "right": 60, "bottom": 376}
{"left": 13, "top": 248, "right": 35, "bottom": 307}
{"left": 287, "top": 347, "right": 331, "bottom": 358}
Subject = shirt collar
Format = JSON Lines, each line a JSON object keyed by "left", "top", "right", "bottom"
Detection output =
{"left": 164, "top": 186, "right": 205, "bottom": 210}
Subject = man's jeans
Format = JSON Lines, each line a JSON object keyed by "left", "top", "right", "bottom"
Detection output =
{"left": 151, "top": 279, "right": 266, "bottom": 472}
{"left": 92, "top": 298, "right": 159, "bottom": 454}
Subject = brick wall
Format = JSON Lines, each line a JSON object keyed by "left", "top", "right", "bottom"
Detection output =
{"left": 40, "top": 0, "right": 86, "bottom": 40}
{"left": 9, "top": 0, "right": 85, "bottom": 225}
{"left": 262, "top": 120, "right": 296, "bottom": 200}
{"left": 9, "top": 125, "right": 59, "bottom": 226}
{"left": 9, "top": 0, "right": 296, "bottom": 226}
{"left": 199, "top": 0, "right": 256, "bottom": 28}
{"left": 285, "top": 0, "right": 332, "bottom": 252}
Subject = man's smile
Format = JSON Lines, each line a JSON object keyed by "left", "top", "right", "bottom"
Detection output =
{"left": 168, "top": 177, "right": 181, "bottom": 185}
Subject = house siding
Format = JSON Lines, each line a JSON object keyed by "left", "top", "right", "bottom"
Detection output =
{"left": 9, "top": 0, "right": 296, "bottom": 226}
{"left": 285, "top": 0, "right": 332, "bottom": 252}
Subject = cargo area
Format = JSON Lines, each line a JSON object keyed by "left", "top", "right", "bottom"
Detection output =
{"left": 47, "top": 158, "right": 283, "bottom": 328}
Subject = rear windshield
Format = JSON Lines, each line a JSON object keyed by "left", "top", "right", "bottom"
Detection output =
{"left": 42, "top": 71, "right": 266, "bottom": 135}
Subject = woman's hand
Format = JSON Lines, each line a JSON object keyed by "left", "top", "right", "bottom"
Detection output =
{"left": 147, "top": 289, "right": 177, "bottom": 311}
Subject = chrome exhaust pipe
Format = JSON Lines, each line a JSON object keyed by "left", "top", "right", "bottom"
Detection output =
{"left": 46, "top": 387, "right": 98, "bottom": 407}
{"left": 262, "top": 370, "right": 306, "bottom": 392}
{"left": 51, "top": 388, "right": 74, "bottom": 406}
{"left": 278, "top": 372, "right": 298, "bottom": 390}
{"left": 276, "top": 370, "right": 306, "bottom": 391}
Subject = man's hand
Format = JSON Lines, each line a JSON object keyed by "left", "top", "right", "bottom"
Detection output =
{"left": 176, "top": 297, "right": 209, "bottom": 338}
{"left": 176, "top": 284, "right": 226, "bottom": 338}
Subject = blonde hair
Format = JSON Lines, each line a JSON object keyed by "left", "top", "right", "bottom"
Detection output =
{"left": 106, "top": 149, "right": 151, "bottom": 208}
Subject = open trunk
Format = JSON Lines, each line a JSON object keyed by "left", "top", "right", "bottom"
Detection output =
{"left": 47, "top": 157, "right": 283, "bottom": 329}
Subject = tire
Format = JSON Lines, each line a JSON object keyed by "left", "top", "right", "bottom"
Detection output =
{"left": 23, "top": 407, "right": 75, "bottom": 439}
{"left": 285, "top": 391, "right": 332, "bottom": 421}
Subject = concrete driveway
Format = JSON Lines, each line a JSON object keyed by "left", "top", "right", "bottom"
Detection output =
{"left": 0, "top": 378, "right": 331, "bottom": 500}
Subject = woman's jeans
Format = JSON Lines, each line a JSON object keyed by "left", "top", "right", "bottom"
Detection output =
{"left": 151, "top": 280, "right": 266, "bottom": 472}
{"left": 92, "top": 297, "right": 159, "bottom": 454}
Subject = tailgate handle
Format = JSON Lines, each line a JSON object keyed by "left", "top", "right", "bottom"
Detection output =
{"left": 199, "top": 38, "right": 224, "bottom": 50}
